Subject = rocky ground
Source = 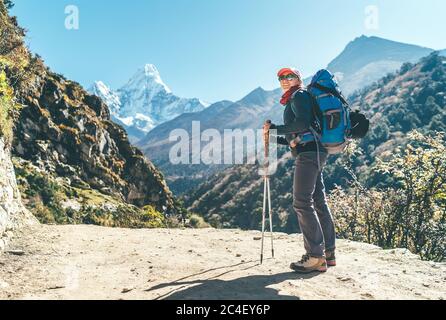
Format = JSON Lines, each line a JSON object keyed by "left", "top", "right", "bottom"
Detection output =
{"left": 0, "top": 224, "right": 445, "bottom": 300}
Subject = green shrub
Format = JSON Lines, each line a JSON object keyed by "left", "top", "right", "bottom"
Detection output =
{"left": 141, "top": 205, "right": 166, "bottom": 228}
{"left": 189, "top": 214, "right": 210, "bottom": 229}
{"left": 31, "top": 202, "right": 56, "bottom": 224}
{"left": 77, "top": 204, "right": 166, "bottom": 229}
{"left": 330, "top": 131, "right": 446, "bottom": 262}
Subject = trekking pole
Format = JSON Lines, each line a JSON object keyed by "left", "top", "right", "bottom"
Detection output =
{"left": 267, "top": 173, "right": 275, "bottom": 260}
{"left": 260, "top": 172, "right": 267, "bottom": 265}
{"left": 260, "top": 121, "right": 274, "bottom": 264}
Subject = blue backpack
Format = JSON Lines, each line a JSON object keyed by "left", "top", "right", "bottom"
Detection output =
{"left": 298, "top": 69, "right": 352, "bottom": 155}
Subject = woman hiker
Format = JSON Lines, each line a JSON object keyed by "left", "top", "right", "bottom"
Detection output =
{"left": 263, "top": 67, "right": 336, "bottom": 273}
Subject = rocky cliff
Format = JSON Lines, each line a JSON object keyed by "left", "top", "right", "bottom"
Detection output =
{"left": 0, "top": 137, "right": 35, "bottom": 251}
{"left": 13, "top": 70, "right": 178, "bottom": 213}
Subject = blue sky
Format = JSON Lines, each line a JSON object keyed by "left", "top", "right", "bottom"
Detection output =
{"left": 11, "top": 0, "right": 446, "bottom": 103}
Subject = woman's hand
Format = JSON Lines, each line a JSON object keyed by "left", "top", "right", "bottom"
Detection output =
{"left": 263, "top": 121, "right": 272, "bottom": 136}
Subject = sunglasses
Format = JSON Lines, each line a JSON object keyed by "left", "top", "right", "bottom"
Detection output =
{"left": 278, "top": 74, "right": 298, "bottom": 82}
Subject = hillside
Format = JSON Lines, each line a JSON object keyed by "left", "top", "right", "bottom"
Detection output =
{"left": 137, "top": 88, "right": 283, "bottom": 194}
{"left": 0, "top": 1, "right": 183, "bottom": 228}
{"left": 0, "top": 224, "right": 444, "bottom": 300}
{"left": 350, "top": 53, "right": 446, "bottom": 155}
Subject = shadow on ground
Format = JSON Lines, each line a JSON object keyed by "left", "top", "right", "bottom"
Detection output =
{"left": 146, "top": 260, "right": 321, "bottom": 300}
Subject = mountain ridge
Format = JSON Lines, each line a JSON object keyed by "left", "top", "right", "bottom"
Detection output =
{"left": 328, "top": 35, "right": 434, "bottom": 95}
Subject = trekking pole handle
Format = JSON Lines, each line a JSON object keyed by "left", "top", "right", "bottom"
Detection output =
{"left": 264, "top": 120, "right": 271, "bottom": 158}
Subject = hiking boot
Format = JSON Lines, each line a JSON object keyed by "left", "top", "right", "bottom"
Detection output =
{"left": 325, "top": 249, "right": 336, "bottom": 267}
{"left": 290, "top": 254, "right": 327, "bottom": 273}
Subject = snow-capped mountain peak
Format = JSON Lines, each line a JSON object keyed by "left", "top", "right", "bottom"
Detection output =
{"left": 143, "top": 64, "right": 166, "bottom": 82}
{"left": 123, "top": 64, "right": 172, "bottom": 96}
{"left": 90, "top": 64, "right": 207, "bottom": 142}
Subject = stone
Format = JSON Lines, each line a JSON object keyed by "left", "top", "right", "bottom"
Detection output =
{"left": 337, "top": 277, "right": 352, "bottom": 282}
{"left": 7, "top": 250, "right": 25, "bottom": 256}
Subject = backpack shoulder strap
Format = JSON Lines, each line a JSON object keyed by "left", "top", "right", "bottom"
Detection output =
{"left": 309, "top": 83, "right": 349, "bottom": 106}
{"left": 291, "top": 88, "right": 305, "bottom": 99}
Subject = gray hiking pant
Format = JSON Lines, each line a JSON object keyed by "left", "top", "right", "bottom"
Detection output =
{"left": 293, "top": 151, "right": 336, "bottom": 258}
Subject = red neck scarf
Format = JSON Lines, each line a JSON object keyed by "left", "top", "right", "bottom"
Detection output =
{"left": 280, "top": 85, "right": 301, "bottom": 106}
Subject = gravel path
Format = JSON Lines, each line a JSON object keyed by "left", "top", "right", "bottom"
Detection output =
{"left": 0, "top": 224, "right": 445, "bottom": 300}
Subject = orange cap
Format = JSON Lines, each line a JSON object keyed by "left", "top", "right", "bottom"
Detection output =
{"left": 277, "top": 68, "right": 301, "bottom": 78}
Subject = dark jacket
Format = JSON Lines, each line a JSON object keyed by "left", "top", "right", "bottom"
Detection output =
{"left": 271, "top": 89, "right": 318, "bottom": 154}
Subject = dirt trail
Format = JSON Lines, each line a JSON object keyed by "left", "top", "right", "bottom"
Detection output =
{"left": 0, "top": 224, "right": 445, "bottom": 300}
